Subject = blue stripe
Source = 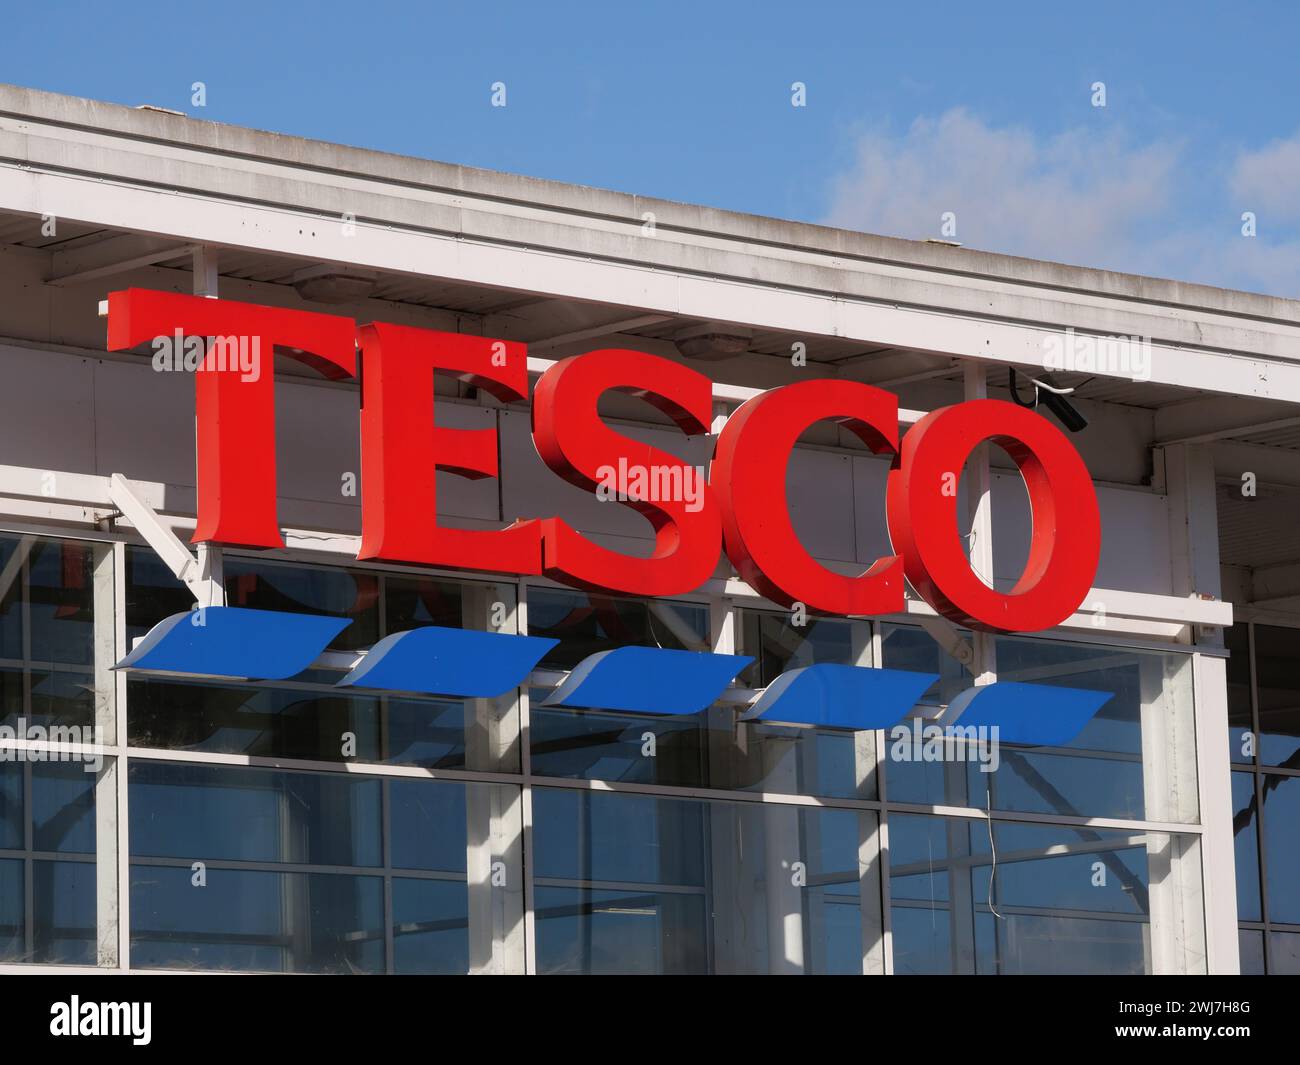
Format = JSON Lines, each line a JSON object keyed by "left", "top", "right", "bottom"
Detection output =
{"left": 741, "top": 663, "right": 940, "bottom": 730}
{"left": 337, "top": 626, "right": 558, "bottom": 698}
{"left": 115, "top": 607, "right": 350, "bottom": 681}
{"left": 944, "top": 681, "right": 1114, "bottom": 746}
{"left": 542, "top": 646, "right": 753, "bottom": 715}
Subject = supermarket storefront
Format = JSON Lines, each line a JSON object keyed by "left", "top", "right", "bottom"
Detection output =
{"left": 0, "top": 84, "right": 1295, "bottom": 975}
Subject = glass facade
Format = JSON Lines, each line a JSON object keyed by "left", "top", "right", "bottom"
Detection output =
{"left": 1226, "top": 621, "right": 1300, "bottom": 974}
{"left": 0, "top": 531, "right": 1217, "bottom": 973}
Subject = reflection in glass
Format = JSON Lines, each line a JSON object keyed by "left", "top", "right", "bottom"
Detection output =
{"left": 128, "top": 548, "right": 473, "bottom": 655}
{"left": 128, "top": 677, "right": 518, "bottom": 773}
{"left": 0, "top": 756, "right": 98, "bottom": 966}
{"left": 531, "top": 787, "right": 875, "bottom": 973}
{"left": 0, "top": 535, "right": 107, "bottom": 731}
{"left": 31, "top": 762, "right": 96, "bottom": 854}
{"left": 128, "top": 762, "right": 523, "bottom": 972}
{"left": 1239, "top": 929, "right": 1265, "bottom": 975}
{"left": 392, "top": 877, "right": 470, "bottom": 974}
{"left": 0, "top": 857, "right": 97, "bottom": 965}
{"left": 1225, "top": 624, "right": 1254, "bottom": 763}
{"left": 1232, "top": 771, "right": 1262, "bottom": 922}
{"left": 1262, "top": 774, "right": 1300, "bottom": 925}
{"left": 737, "top": 610, "right": 857, "bottom": 688}
{"left": 32, "top": 860, "right": 95, "bottom": 964}
{"left": 0, "top": 859, "right": 21, "bottom": 960}
{"left": 531, "top": 701, "right": 873, "bottom": 799}
{"left": 131, "top": 865, "right": 384, "bottom": 973}
{"left": 527, "top": 588, "right": 708, "bottom": 671}
{"left": 1269, "top": 931, "right": 1300, "bottom": 974}
{"left": 889, "top": 813, "right": 1204, "bottom": 974}
{"left": 882, "top": 628, "right": 1198, "bottom": 824}
{"left": 0, "top": 760, "right": 20, "bottom": 848}
{"left": 1253, "top": 626, "right": 1300, "bottom": 768}
{"left": 130, "top": 761, "right": 382, "bottom": 868}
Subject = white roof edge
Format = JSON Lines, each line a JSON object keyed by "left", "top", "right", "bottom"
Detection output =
{"left": 2, "top": 81, "right": 1297, "bottom": 326}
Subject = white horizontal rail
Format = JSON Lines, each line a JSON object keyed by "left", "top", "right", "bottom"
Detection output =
{"left": 4, "top": 160, "right": 1300, "bottom": 403}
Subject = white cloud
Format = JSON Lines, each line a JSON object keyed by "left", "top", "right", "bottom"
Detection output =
{"left": 822, "top": 109, "right": 1300, "bottom": 299}
{"left": 1231, "top": 135, "right": 1300, "bottom": 224}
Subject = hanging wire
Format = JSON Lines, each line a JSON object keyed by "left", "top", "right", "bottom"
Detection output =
{"left": 986, "top": 791, "right": 1005, "bottom": 920}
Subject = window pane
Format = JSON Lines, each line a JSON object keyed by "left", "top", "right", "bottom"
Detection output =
{"left": 127, "top": 548, "right": 381, "bottom": 652}
{"left": 32, "top": 860, "right": 95, "bottom": 964}
{"left": 889, "top": 813, "right": 1203, "bottom": 974}
{"left": 130, "top": 761, "right": 381, "bottom": 868}
{"left": 389, "top": 779, "right": 468, "bottom": 873}
{"left": 0, "top": 858, "right": 21, "bottom": 960}
{"left": 883, "top": 629, "right": 1198, "bottom": 823}
{"left": 26, "top": 539, "right": 96, "bottom": 665}
{"left": 0, "top": 760, "right": 20, "bottom": 849}
{"left": 527, "top": 589, "right": 708, "bottom": 671}
{"left": 531, "top": 701, "right": 873, "bottom": 799}
{"left": 737, "top": 611, "right": 857, "bottom": 688}
{"left": 1268, "top": 931, "right": 1300, "bottom": 975}
{"left": 383, "top": 574, "right": 462, "bottom": 634}
{"left": 1262, "top": 774, "right": 1300, "bottom": 924}
{"left": 128, "top": 676, "right": 380, "bottom": 761}
{"left": 532, "top": 787, "right": 874, "bottom": 974}
{"left": 129, "top": 677, "right": 517, "bottom": 772}
{"left": 1239, "top": 929, "right": 1265, "bottom": 975}
{"left": 391, "top": 877, "right": 469, "bottom": 974}
{"left": 0, "top": 760, "right": 102, "bottom": 966}
{"left": 1225, "top": 624, "right": 1254, "bottom": 763}
{"left": 0, "top": 535, "right": 109, "bottom": 734}
{"left": 130, "top": 865, "right": 384, "bottom": 973}
{"left": 534, "top": 886, "right": 709, "bottom": 974}
{"left": 1232, "top": 771, "right": 1262, "bottom": 922}
{"left": 27, "top": 669, "right": 95, "bottom": 731}
{"left": 1253, "top": 626, "right": 1300, "bottom": 768}
{"left": 224, "top": 558, "right": 380, "bottom": 651}
{"left": 32, "top": 762, "right": 96, "bottom": 854}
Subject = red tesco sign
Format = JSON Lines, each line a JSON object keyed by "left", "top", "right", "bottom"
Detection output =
{"left": 106, "top": 288, "right": 1100, "bottom": 634}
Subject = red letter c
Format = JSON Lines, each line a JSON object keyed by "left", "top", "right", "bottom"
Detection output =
{"left": 712, "top": 379, "right": 903, "bottom": 616}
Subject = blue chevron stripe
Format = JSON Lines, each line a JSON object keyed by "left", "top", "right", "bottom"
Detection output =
{"left": 337, "top": 626, "right": 558, "bottom": 698}
{"left": 542, "top": 646, "right": 753, "bottom": 715}
{"left": 115, "top": 606, "right": 350, "bottom": 681}
{"left": 944, "top": 681, "right": 1115, "bottom": 746}
{"left": 741, "top": 663, "right": 940, "bottom": 730}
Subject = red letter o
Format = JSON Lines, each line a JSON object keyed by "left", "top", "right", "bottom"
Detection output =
{"left": 886, "top": 400, "right": 1100, "bottom": 633}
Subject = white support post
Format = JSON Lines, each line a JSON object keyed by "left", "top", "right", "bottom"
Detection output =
{"left": 851, "top": 621, "right": 886, "bottom": 974}
{"left": 1164, "top": 442, "right": 1238, "bottom": 973}
{"left": 191, "top": 246, "right": 227, "bottom": 608}
{"left": 91, "top": 543, "right": 119, "bottom": 967}
{"left": 463, "top": 582, "right": 525, "bottom": 974}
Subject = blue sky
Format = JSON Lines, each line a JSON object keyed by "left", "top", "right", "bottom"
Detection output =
{"left": 6, "top": 1, "right": 1300, "bottom": 295}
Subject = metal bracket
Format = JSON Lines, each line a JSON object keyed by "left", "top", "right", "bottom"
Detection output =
{"left": 915, "top": 613, "right": 977, "bottom": 674}
{"left": 107, "top": 473, "right": 225, "bottom": 607}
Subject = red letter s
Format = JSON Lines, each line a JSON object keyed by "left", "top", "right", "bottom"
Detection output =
{"left": 531, "top": 350, "right": 720, "bottom": 597}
